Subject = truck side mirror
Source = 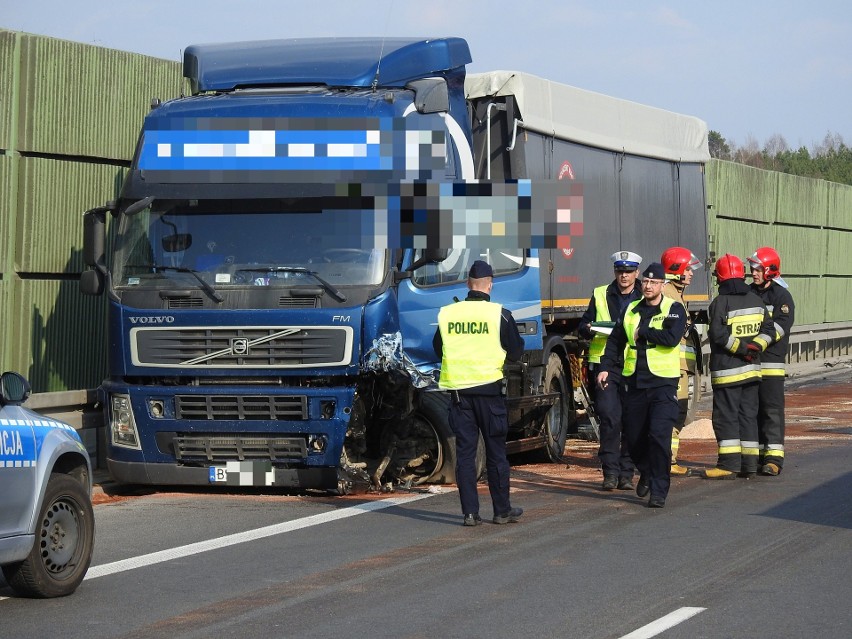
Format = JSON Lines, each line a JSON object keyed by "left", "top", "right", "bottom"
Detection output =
{"left": 80, "top": 269, "right": 105, "bottom": 296}
{"left": 405, "top": 249, "right": 449, "bottom": 273}
{"left": 406, "top": 78, "right": 449, "bottom": 114}
{"left": 81, "top": 205, "right": 110, "bottom": 296}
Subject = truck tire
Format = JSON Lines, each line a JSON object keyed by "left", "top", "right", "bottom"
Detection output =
{"left": 536, "top": 353, "right": 574, "bottom": 463}
{"left": 2, "top": 473, "right": 95, "bottom": 598}
{"left": 417, "top": 392, "right": 485, "bottom": 485}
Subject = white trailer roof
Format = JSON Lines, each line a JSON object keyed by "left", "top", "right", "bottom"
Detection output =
{"left": 465, "top": 71, "right": 710, "bottom": 163}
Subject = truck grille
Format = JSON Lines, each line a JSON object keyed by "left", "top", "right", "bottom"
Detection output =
{"left": 171, "top": 434, "right": 307, "bottom": 462}
{"left": 131, "top": 325, "right": 352, "bottom": 368}
{"left": 175, "top": 394, "right": 308, "bottom": 420}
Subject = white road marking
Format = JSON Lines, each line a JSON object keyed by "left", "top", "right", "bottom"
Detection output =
{"left": 619, "top": 607, "right": 706, "bottom": 639}
{"left": 85, "top": 492, "right": 439, "bottom": 581}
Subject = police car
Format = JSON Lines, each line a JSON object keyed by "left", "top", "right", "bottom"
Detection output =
{"left": 0, "top": 371, "right": 94, "bottom": 597}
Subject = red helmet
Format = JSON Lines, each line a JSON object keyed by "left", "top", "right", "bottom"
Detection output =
{"left": 747, "top": 246, "right": 781, "bottom": 279}
{"left": 661, "top": 246, "right": 701, "bottom": 279}
{"left": 714, "top": 253, "right": 745, "bottom": 282}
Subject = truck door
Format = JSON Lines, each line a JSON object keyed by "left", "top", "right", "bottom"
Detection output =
{"left": 397, "top": 249, "right": 543, "bottom": 375}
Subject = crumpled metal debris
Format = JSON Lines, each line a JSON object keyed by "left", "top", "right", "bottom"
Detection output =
{"left": 363, "top": 332, "right": 438, "bottom": 389}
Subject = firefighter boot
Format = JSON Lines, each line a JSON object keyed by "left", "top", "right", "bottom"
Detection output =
{"left": 670, "top": 428, "right": 688, "bottom": 475}
{"left": 760, "top": 462, "right": 781, "bottom": 476}
{"left": 704, "top": 467, "right": 736, "bottom": 480}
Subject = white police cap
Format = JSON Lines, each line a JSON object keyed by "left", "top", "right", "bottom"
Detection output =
{"left": 611, "top": 251, "right": 642, "bottom": 271}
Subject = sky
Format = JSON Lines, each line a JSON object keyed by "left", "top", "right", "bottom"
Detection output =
{"left": 4, "top": 0, "right": 851, "bottom": 151}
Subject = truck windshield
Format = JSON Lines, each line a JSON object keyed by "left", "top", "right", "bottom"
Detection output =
{"left": 112, "top": 202, "right": 388, "bottom": 289}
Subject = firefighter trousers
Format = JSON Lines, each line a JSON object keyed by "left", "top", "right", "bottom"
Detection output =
{"left": 758, "top": 376, "right": 786, "bottom": 470}
{"left": 711, "top": 382, "right": 759, "bottom": 473}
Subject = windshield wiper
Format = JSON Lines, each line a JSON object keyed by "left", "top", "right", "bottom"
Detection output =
{"left": 151, "top": 265, "right": 224, "bottom": 303}
{"left": 236, "top": 266, "right": 347, "bottom": 302}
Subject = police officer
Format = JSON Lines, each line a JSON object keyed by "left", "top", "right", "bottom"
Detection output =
{"left": 748, "top": 247, "right": 795, "bottom": 476}
{"left": 596, "top": 262, "right": 686, "bottom": 508}
{"left": 660, "top": 247, "right": 702, "bottom": 476}
{"left": 705, "top": 254, "right": 774, "bottom": 479}
{"left": 433, "top": 259, "right": 525, "bottom": 526}
{"left": 578, "top": 250, "right": 642, "bottom": 491}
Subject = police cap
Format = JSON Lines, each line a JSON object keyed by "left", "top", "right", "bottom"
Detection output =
{"left": 611, "top": 250, "right": 642, "bottom": 272}
{"left": 468, "top": 260, "right": 493, "bottom": 279}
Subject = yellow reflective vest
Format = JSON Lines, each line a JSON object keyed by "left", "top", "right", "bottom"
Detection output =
{"left": 437, "top": 301, "right": 506, "bottom": 390}
{"left": 622, "top": 297, "right": 681, "bottom": 378}
{"left": 588, "top": 285, "right": 611, "bottom": 364}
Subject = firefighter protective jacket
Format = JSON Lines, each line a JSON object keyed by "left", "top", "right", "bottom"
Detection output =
{"left": 708, "top": 279, "right": 775, "bottom": 387}
{"left": 750, "top": 280, "right": 795, "bottom": 376}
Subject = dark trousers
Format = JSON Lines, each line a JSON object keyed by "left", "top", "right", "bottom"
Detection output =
{"left": 622, "top": 384, "right": 679, "bottom": 500}
{"left": 712, "top": 382, "right": 760, "bottom": 473}
{"left": 758, "top": 376, "right": 786, "bottom": 469}
{"left": 449, "top": 394, "right": 512, "bottom": 516}
{"left": 593, "top": 371, "right": 634, "bottom": 479}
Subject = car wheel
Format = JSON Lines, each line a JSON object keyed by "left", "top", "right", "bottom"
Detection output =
{"left": 2, "top": 473, "right": 95, "bottom": 598}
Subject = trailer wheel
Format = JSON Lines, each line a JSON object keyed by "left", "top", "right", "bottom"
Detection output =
{"left": 2, "top": 473, "right": 94, "bottom": 598}
{"left": 415, "top": 392, "right": 485, "bottom": 485}
{"left": 536, "top": 353, "right": 574, "bottom": 463}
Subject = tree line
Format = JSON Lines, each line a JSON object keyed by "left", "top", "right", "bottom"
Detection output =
{"left": 709, "top": 131, "right": 852, "bottom": 186}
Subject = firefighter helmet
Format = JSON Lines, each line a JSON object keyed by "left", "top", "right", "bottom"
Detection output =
{"left": 661, "top": 247, "right": 702, "bottom": 280}
{"left": 714, "top": 254, "right": 745, "bottom": 282}
{"left": 747, "top": 246, "right": 781, "bottom": 279}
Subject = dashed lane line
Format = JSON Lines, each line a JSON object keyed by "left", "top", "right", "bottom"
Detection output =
{"left": 619, "top": 607, "right": 707, "bottom": 639}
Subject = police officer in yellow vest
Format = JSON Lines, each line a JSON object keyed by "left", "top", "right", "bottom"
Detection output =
{"left": 433, "top": 260, "right": 525, "bottom": 526}
{"left": 596, "top": 262, "right": 687, "bottom": 508}
{"left": 578, "top": 250, "right": 642, "bottom": 491}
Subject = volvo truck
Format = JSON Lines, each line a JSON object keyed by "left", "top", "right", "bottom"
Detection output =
{"left": 81, "top": 37, "right": 710, "bottom": 493}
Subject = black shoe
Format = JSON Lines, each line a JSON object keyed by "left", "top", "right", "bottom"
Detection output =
{"left": 463, "top": 513, "right": 482, "bottom": 527}
{"left": 648, "top": 497, "right": 666, "bottom": 508}
{"left": 602, "top": 475, "right": 618, "bottom": 491}
{"left": 738, "top": 471, "right": 757, "bottom": 479}
{"left": 617, "top": 477, "right": 634, "bottom": 491}
{"left": 493, "top": 507, "right": 523, "bottom": 524}
{"left": 636, "top": 475, "right": 650, "bottom": 498}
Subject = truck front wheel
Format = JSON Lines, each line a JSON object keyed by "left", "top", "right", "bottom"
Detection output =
{"left": 412, "top": 392, "right": 485, "bottom": 485}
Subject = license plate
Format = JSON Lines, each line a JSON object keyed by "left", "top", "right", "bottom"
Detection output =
{"left": 208, "top": 461, "right": 274, "bottom": 486}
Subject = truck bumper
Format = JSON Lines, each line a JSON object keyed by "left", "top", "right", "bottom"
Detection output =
{"left": 107, "top": 458, "right": 339, "bottom": 490}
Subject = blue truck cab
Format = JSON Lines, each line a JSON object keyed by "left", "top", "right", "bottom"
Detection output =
{"left": 0, "top": 371, "right": 94, "bottom": 597}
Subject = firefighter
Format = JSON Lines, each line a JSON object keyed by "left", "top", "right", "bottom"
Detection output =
{"left": 748, "top": 247, "right": 795, "bottom": 476}
{"left": 433, "top": 259, "right": 525, "bottom": 526}
{"left": 704, "top": 254, "right": 774, "bottom": 479}
{"left": 579, "top": 251, "right": 643, "bottom": 491}
{"left": 596, "top": 262, "right": 686, "bottom": 508}
{"left": 660, "top": 247, "right": 702, "bottom": 476}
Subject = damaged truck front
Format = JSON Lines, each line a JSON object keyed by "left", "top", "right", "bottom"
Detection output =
{"left": 80, "top": 38, "right": 569, "bottom": 493}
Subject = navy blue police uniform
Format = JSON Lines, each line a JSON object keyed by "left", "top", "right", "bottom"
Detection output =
{"left": 578, "top": 251, "right": 642, "bottom": 489}
{"left": 433, "top": 260, "right": 525, "bottom": 525}
{"left": 600, "top": 262, "right": 687, "bottom": 507}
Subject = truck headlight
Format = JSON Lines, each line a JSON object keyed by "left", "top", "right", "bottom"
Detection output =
{"left": 111, "top": 394, "right": 141, "bottom": 449}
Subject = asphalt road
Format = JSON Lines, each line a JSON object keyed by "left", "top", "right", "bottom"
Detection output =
{"left": 2, "top": 361, "right": 851, "bottom": 639}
